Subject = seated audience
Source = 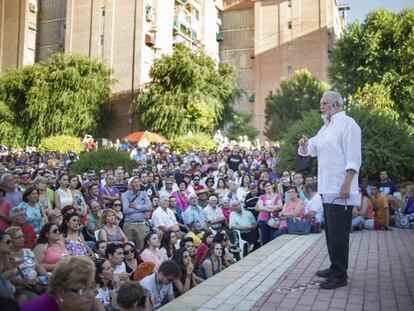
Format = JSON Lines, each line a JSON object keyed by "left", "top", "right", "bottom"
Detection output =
{"left": 123, "top": 242, "right": 142, "bottom": 277}
{"left": 303, "top": 184, "right": 324, "bottom": 224}
{"left": 198, "top": 242, "right": 223, "bottom": 280}
{"left": 95, "top": 258, "right": 118, "bottom": 309}
{"left": 195, "top": 230, "right": 214, "bottom": 268}
{"left": 85, "top": 199, "right": 102, "bottom": 240}
{"left": 171, "top": 248, "right": 203, "bottom": 296}
{"left": 98, "top": 210, "right": 128, "bottom": 243}
{"left": 32, "top": 223, "right": 69, "bottom": 272}
{"left": 185, "top": 221, "right": 203, "bottom": 249}
{"left": 140, "top": 232, "right": 167, "bottom": 272}
{"left": 117, "top": 281, "right": 151, "bottom": 311}
{"left": 159, "top": 229, "right": 178, "bottom": 259}
{"left": 182, "top": 194, "right": 207, "bottom": 228}
{"left": 229, "top": 200, "right": 258, "bottom": 253}
{"left": 151, "top": 196, "right": 180, "bottom": 233}
{"left": 106, "top": 243, "right": 128, "bottom": 282}
{"left": 61, "top": 213, "right": 93, "bottom": 257}
{"left": 203, "top": 194, "right": 226, "bottom": 230}
{"left": 9, "top": 206, "right": 36, "bottom": 249}
{"left": 18, "top": 186, "right": 47, "bottom": 235}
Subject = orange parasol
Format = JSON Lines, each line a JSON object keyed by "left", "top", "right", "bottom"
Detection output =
{"left": 122, "top": 131, "right": 169, "bottom": 144}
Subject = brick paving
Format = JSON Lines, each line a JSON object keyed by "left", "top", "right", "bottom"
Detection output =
{"left": 253, "top": 229, "right": 414, "bottom": 311}
{"left": 160, "top": 229, "right": 414, "bottom": 311}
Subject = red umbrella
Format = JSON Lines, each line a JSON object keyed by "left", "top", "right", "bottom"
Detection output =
{"left": 122, "top": 131, "right": 169, "bottom": 144}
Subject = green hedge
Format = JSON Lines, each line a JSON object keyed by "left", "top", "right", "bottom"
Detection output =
{"left": 277, "top": 107, "right": 414, "bottom": 181}
{"left": 171, "top": 133, "right": 217, "bottom": 153}
{"left": 38, "top": 135, "right": 84, "bottom": 154}
{"left": 70, "top": 149, "right": 135, "bottom": 174}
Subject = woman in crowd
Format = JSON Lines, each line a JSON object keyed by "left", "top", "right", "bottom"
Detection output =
{"left": 110, "top": 199, "right": 124, "bottom": 226}
{"left": 84, "top": 184, "right": 105, "bottom": 210}
{"left": 86, "top": 199, "right": 102, "bottom": 240}
{"left": 205, "top": 177, "right": 216, "bottom": 195}
{"left": 140, "top": 232, "right": 167, "bottom": 272}
{"left": 195, "top": 230, "right": 214, "bottom": 268}
{"left": 32, "top": 223, "right": 69, "bottom": 272}
{"left": 33, "top": 177, "right": 52, "bottom": 214}
{"left": 95, "top": 241, "right": 107, "bottom": 259}
{"left": 54, "top": 174, "right": 73, "bottom": 210}
{"left": 60, "top": 213, "right": 93, "bottom": 257}
{"left": 159, "top": 229, "right": 178, "bottom": 260}
{"left": 20, "top": 256, "right": 105, "bottom": 311}
{"left": 220, "top": 198, "right": 233, "bottom": 223}
{"left": 116, "top": 281, "right": 151, "bottom": 311}
{"left": 0, "top": 231, "right": 15, "bottom": 300}
{"left": 237, "top": 174, "right": 252, "bottom": 203}
{"left": 172, "top": 181, "right": 190, "bottom": 211}
{"left": 6, "top": 226, "right": 48, "bottom": 301}
{"left": 213, "top": 232, "right": 235, "bottom": 266}
{"left": 95, "top": 258, "right": 118, "bottom": 310}
{"left": 68, "top": 175, "right": 88, "bottom": 221}
{"left": 98, "top": 209, "right": 128, "bottom": 243}
{"left": 0, "top": 186, "right": 12, "bottom": 232}
{"left": 47, "top": 209, "right": 63, "bottom": 227}
{"left": 215, "top": 178, "right": 229, "bottom": 203}
{"left": 198, "top": 242, "right": 223, "bottom": 280}
{"left": 171, "top": 248, "right": 203, "bottom": 296}
{"left": 274, "top": 186, "right": 305, "bottom": 238}
{"left": 123, "top": 242, "right": 142, "bottom": 277}
{"left": 18, "top": 186, "right": 47, "bottom": 235}
{"left": 256, "top": 181, "right": 283, "bottom": 245}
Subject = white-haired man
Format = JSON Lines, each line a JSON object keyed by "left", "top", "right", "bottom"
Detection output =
{"left": 298, "top": 91, "right": 361, "bottom": 290}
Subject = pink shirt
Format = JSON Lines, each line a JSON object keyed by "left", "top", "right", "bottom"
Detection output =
{"left": 221, "top": 207, "right": 234, "bottom": 223}
{"left": 140, "top": 248, "right": 167, "bottom": 272}
{"left": 279, "top": 199, "right": 305, "bottom": 229}
{"left": 43, "top": 242, "right": 70, "bottom": 265}
{"left": 172, "top": 190, "right": 190, "bottom": 211}
{"left": 258, "top": 193, "right": 282, "bottom": 222}
{"left": 0, "top": 200, "right": 12, "bottom": 232}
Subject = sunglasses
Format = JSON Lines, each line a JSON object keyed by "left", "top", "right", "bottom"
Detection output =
{"left": 123, "top": 249, "right": 134, "bottom": 255}
{"left": 113, "top": 203, "right": 122, "bottom": 207}
{"left": 50, "top": 229, "right": 60, "bottom": 234}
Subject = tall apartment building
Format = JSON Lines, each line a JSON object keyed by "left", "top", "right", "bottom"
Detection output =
{"left": 220, "top": 0, "right": 344, "bottom": 138}
{"left": 0, "top": 0, "right": 38, "bottom": 73}
{"left": 0, "top": 0, "right": 222, "bottom": 138}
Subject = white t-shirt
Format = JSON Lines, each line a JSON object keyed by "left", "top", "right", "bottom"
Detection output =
{"left": 152, "top": 207, "right": 178, "bottom": 229}
{"left": 95, "top": 287, "right": 114, "bottom": 307}
{"left": 139, "top": 273, "right": 173, "bottom": 310}
{"left": 305, "top": 193, "right": 324, "bottom": 223}
{"left": 113, "top": 261, "right": 126, "bottom": 274}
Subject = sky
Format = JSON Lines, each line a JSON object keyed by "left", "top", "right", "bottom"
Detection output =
{"left": 340, "top": 0, "right": 413, "bottom": 25}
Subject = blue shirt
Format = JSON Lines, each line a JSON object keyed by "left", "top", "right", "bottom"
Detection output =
{"left": 182, "top": 205, "right": 207, "bottom": 228}
{"left": 4, "top": 189, "right": 22, "bottom": 207}
{"left": 122, "top": 190, "right": 152, "bottom": 223}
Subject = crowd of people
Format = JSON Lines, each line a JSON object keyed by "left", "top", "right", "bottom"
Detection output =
{"left": 0, "top": 143, "right": 413, "bottom": 310}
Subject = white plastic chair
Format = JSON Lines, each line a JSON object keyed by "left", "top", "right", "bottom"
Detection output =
{"left": 94, "top": 229, "right": 101, "bottom": 241}
{"left": 234, "top": 229, "right": 249, "bottom": 259}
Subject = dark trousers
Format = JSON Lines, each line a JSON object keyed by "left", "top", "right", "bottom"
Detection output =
{"left": 323, "top": 203, "right": 353, "bottom": 279}
{"left": 241, "top": 228, "right": 259, "bottom": 247}
{"left": 258, "top": 220, "right": 274, "bottom": 245}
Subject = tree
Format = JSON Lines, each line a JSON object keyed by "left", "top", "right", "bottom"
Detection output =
{"left": 277, "top": 108, "right": 414, "bottom": 181}
{"left": 328, "top": 8, "right": 414, "bottom": 125}
{"left": 264, "top": 69, "right": 330, "bottom": 141}
{"left": 0, "top": 54, "right": 112, "bottom": 146}
{"left": 225, "top": 113, "right": 259, "bottom": 141}
{"left": 133, "top": 44, "right": 238, "bottom": 138}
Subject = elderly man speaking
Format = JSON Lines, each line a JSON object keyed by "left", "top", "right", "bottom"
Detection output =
{"left": 298, "top": 91, "right": 361, "bottom": 290}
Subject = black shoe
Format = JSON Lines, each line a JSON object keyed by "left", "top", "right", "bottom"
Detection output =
{"left": 316, "top": 268, "right": 331, "bottom": 278}
{"left": 319, "top": 277, "right": 348, "bottom": 290}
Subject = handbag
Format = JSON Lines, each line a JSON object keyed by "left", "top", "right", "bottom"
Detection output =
{"left": 267, "top": 211, "right": 281, "bottom": 229}
{"left": 287, "top": 217, "right": 311, "bottom": 235}
{"left": 310, "top": 217, "right": 321, "bottom": 233}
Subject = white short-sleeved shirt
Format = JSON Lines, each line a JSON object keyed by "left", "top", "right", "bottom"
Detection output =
{"left": 305, "top": 193, "right": 324, "bottom": 223}
{"left": 139, "top": 273, "right": 173, "bottom": 309}
{"left": 152, "top": 207, "right": 178, "bottom": 229}
{"left": 113, "top": 261, "right": 126, "bottom": 274}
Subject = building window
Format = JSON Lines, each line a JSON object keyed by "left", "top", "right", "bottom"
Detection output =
{"left": 288, "top": 0, "right": 292, "bottom": 8}
{"left": 288, "top": 65, "right": 293, "bottom": 75}
{"left": 288, "top": 21, "right": 292, "bottom": 29}
{"left": 100, "top": 35, "right": 104, "bottom": 45}
{"left": 101, "top": 7, "right": 105, "bottom": 16}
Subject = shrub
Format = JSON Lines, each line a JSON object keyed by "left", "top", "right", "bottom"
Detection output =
{"left": 277, "top": 107, "right": 414, "bottom": 181}
{"left": 38, "top": 135, "right": 84, "bottom": 154}
{"left": 171, "top": 133, "right": 217, "bottom": 153}
{"left": 70, "top": 149, "right": 135, "bottom": 174}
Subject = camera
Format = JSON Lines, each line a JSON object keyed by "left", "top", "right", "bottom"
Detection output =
{"left": 397, "top": 213, "right": 414, "bottom": 229}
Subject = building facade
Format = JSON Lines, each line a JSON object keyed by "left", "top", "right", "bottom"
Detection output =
{"left": 220, "top": 0, "right": 344, "bottom": 138}
{"left": 0, "top": 0, "right": 38, "bottom": 73}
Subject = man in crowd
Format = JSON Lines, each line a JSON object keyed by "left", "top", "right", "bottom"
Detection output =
{"left": 303, "top": 184, "right": 324, "bottom": 224}
{"left": 152, "top": 195, "right": 179, "bottom": 233}
{"left": 371, "top": 182, "right": 389, "bottom": 229}
{"left": 182, "top": 194, "right": 207, "bottom": 228}
{"left": 99, "top": 174, "right": 120, "bottom": 208}
{"left": 227, "top": 145, "right": 243, "bottom": 171}
{"left": 229, "top": 200, "right": 258, "bottom": 253}
{"left": 184, "top": 221, "right": 203, "bottom": 248}
{"left": 299, "top": 90, "right": 361, "bottom": 289}
{"left": 244, "top": 182, "right": 260, "bottom": 219}
{"left": 1, "top": 173, "right": 22, "bottom": 206}
{"left": 114, "top": 168, "right": 128, "bottom": 194}
{"left": 122, "top": 177, "right": 152, "bottom": 249}
{"left": 379, "top": 170, "right": 397, "bottom": 196}
{"left": 203, "top": 194, "right": 226, "bottom": 230}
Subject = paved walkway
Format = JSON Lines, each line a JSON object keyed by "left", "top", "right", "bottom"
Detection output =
{"left": 160, "top": 229, "right": 414, "bottom": 311}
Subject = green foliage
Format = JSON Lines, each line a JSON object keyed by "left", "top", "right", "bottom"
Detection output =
{"left": 0, "top": 53, "right": 112, "bottom": 147}
{"left": 70, "top": 149, "right": 135, "bottom": 175}
{"left": 328, "top": 8, "right": 414, "bottom": 125}
{"left": 225, "top": 113, "right": 259, "bottom": 141}
{"left": 264, "top": 69, "right": 330, "bottom": 141}
{"left": 277, "top": 108, "right": 414, "bottom": 181}
{"left": 38, "top": 135, "right": 84, "bottom": 154}
{"left": 170, "top": 133, "right": 217, "bottom": 154}
{"left": 134, "top": 44, "right": 238, "bottom": 138}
